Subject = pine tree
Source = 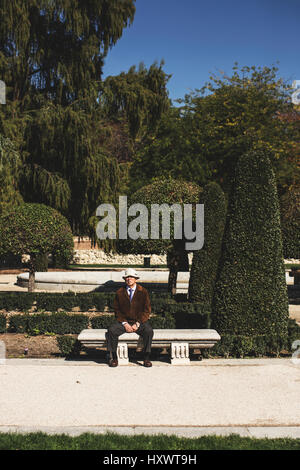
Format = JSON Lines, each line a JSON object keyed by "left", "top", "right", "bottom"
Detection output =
{"left": 211, "top": 150, "right": 289, "bottom": 340}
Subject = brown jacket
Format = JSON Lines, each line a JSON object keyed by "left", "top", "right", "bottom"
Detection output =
{"left": 114, "top": 283, "right": 151, "bottom": 324}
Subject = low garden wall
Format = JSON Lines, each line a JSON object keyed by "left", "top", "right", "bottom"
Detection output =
{"left": 72, "top": 251, "right": 194, "bottom": 265}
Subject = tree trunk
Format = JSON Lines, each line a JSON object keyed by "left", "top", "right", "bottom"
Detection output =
{"left": 28, "top": 261, "right": 35, "bottom": 292}
{"left": 167, "top": 241, "right": 190, "bottom": 296}
{"left": 167, "top": 248, "right": 180, "bottom": 296}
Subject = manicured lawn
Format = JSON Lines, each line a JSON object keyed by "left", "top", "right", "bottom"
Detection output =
{"left": 0, "top": 432, "right": 299, "bottom": 450}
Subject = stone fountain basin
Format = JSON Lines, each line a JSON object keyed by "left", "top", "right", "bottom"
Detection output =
{"left": 16, "top": 271, "right": 190, "bottom": 292}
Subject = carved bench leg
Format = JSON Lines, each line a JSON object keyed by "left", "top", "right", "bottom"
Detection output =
{"left": 117, "top": 343, "right": 129, "bottom": 365}
{"left": 171, "top": 342, "right": 190, "bottom": 365}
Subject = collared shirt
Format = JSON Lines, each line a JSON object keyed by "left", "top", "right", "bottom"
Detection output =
{"left": 126, "top": 284, "right": 136, "bottom": 299}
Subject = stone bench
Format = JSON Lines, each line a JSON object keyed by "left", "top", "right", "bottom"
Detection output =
{"left": 78, "top": 329, "right": 221, "bottom": 365}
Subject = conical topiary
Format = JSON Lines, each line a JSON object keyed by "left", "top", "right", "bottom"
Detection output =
{"left": 280, "top": 185, "right": 300, "bottom": 260}
{"left": 188, "top": 182, "right": 226, "bottom": 310}
{"left": 211, "top": 150, "right": 289, "bottom": 340}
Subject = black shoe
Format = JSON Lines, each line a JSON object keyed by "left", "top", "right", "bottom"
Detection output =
{"left": 143, "top": 360, "right": 152, "bottom": 368}
{"left": 108, "top": 358, "right": 118, "bottom": 367}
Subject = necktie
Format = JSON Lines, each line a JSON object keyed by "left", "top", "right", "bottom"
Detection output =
{"left": 129, "top": 288, "right": 134, "bottom": 301}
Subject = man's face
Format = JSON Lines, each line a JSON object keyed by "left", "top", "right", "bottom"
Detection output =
{"left": 125, "top": 276, "right": 137, "bottom": 288}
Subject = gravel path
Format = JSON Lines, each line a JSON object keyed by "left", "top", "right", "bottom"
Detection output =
{"left": 0, "top": 358, "right": 299, "bottom": 431}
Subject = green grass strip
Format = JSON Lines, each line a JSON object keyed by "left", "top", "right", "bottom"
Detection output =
{"left": 0, "top": 432, "right": 299, "bottom": 450}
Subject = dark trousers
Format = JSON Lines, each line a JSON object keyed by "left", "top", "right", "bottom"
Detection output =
{"left": 106, "top": 320, "right": 153, "bottom": 357}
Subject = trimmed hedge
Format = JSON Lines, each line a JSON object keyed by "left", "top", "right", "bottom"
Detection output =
{"left": 5, "top": 311, "right": 176, "bottom": 335}
{"left": 0, "top": 291, "right": 173, "bottom": 313}
{"left": 212, "top": 150, "right": 289, "bottom": 338}
{"left": 8, "top": 313, "right": 89, "bottom": 335}
{"left": 205, "top": 319, "right": 300, "bottom": 359}
{"left": 0, "top": 293, "right": 36, "bottom": 311}
{"left": 90, "top": 313, "right": 176, "bottom": 329}
{"left": 90, "top": 315, "right": 116, "bottom": 329}
{"left": 149, "top": 313, "right": 176, "bottom": 329}
{"left": 209, "top": 334, "right": 286, "bottom": 358}
{"left": 8, "top": 315, "right": 28, "bottom": 333}
{"left": 56, "top": 336, "right": 81, "bottom": 356}
{"left": 35, "top": 293, "right": 107, "bottom": 312}
{"left": 280, "top": 185, "right": 300, "bottom": 259}
{"left": 166, "top": 303, "right": 210, "bottom": 329}
{"left": 189, "top": 182, "right": 226, "bottom": 305}
{"left": 0, "top": 314, "right": 6, "bottom": 333}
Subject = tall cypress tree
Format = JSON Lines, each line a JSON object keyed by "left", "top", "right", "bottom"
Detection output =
{"left": 280, "top": 185, "right": 300, "bottom": 259}
{"left": 188, "top": 182, "right": 226, "bottom": 308}
{"left": 211, "top": 150, "right": 289, "bottom": 339}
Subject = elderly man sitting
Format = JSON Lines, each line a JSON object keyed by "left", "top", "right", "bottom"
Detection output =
{"left": 106, "top": 268, "right": 153, "bottom": 368}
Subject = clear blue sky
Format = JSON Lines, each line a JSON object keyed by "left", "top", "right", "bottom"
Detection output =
{"left": 102, "top": 0, "right": 300, "bottom": 104}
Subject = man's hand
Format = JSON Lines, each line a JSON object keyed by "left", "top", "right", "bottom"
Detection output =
{"left": 131, "top": 322, "right": 140, "bottom": 332}
{"left": 124, "top": 323, "right": 134, "bottom": 333}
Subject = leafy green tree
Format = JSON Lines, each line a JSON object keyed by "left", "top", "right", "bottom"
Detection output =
{"left": 188, "top": 182, "right": 226, "bottom": 309}
{"left": 181, "top": 65, "right": 300, "bottom": 193}
{"left": 211, "top": 150, "right": 289, "bottom": 341}
{"left": 130, "top": 65, "right": 300, "bottom": 194}
{"left": 0, "top": 203, "right": 74, "bottom": 291}
{"left": 129, "top": 107, "right": 210, "bottom": 193}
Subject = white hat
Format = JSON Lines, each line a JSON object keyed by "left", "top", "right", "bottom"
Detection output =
{"left": 122, "top": 268, "right": 140, "bottom": 280}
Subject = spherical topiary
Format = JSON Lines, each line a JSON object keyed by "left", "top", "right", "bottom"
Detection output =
{"left": 188, "top": 182, "right": 226, "bottom": 308}
{"left": 0, "top": 203, "right": 74, "bottom": 290}
{"left": 117, "top": 177, "right": 202, "bottom": 255}
{"left": 116, "top": 177, "right": 202, "bottom": 294}
{"left": 211, "top": 150, "right": 289, "bottom": 339}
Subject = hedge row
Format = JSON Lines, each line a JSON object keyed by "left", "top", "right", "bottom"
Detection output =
{"left": 0, "top": 311, "right": 176, "bottom": 335}
{"left": 8, "top": 313, "right": 89, "bottom": 335}
{"left": 0, "top": 292, "right": 172, "bottom": 313}
{"left": 0, "top": 314, "right": 6, "bottom": 333}
{"left": 203, "top": 319, "right": 300, "bottom": 359}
